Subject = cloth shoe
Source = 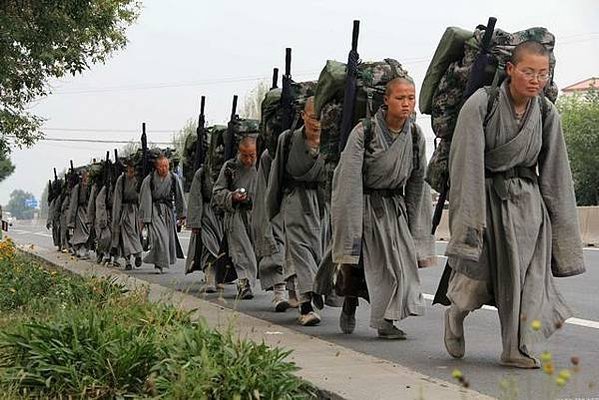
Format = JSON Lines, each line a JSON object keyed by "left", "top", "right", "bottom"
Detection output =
{"left": 297, "top": 311, "right": 321, "bottom": 326}
{"left": 273, "top": 283, "right": 290, "bottom": 312}
{"left": 377, "top": 320, "right": 406, "bottom": 340}
{"left": 444, "top": 307, "right": 466, "bottom": 359}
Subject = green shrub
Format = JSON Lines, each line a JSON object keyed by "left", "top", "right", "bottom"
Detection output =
{"left": 0, "top": 255, "right": 315, "bottom": 399}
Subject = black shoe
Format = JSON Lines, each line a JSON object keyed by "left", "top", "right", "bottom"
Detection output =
{"left": 125, "top": 264, "right": 133, "bottom": 271}
{"left": 340, "top": 297, "right": 358, "bottom": 334}
{"left": 134, "top": 256, "right": 142, "bottom": 268}
{"left": 312, "top": 293, "right": 324, "bottom": 310}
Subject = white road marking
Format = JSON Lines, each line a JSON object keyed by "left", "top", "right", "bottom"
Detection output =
{"left": 7, "top": 229, "right": 28, "bottom": 234}
{"left": 436, "top": 240, "right": 599, "bottom": 251}
{"left": 423, "top": 293, "right": 599, "bottom": 330}
{"left": 33, "top": 232, "right": 52, "bottom": 238}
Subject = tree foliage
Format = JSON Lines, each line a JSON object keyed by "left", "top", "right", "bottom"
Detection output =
{"left": 6, "top": 189, "right": 36, "bottom": 220}
{"left": 0, "top": 152, "right": 15, "bottom": 183}
{"left": 241, "top": 80, "right": 270, "bottom": 120}
{"left": 558, "top": 90, "right": 599, "bottom": 206}
{"left": 0, "top": 0, "right": 141, "bottom": 153}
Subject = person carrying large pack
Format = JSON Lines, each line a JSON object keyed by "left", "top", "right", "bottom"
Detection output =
{"left": 313, "top": 21, "right": 433, "bottom": 335}
{"left": 212, "top": 96, "right": 260, "bottom": 297}
{"left": 422, "top": 18, "right": 585, "bottom": 368}
{"left": 313, "top": 22, "right": 413, "bottom": 201}
{"left": 419, "top": 18, "right": 559, "bottom": 233}
{"left": 259, "top": 50, "right": 317, "bottom": 157}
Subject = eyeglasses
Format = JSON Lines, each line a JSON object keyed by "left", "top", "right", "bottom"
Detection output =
{"left": 302, "top": 112, "right": 319, "bottom": 121}
{"left": 515, "top": 68, "right": 551, "bottom": 82}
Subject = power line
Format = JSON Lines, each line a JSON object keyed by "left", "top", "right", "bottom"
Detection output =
{"left": 5, "top": 135, "right": 171, "bottom": 145}
{"left": 51, "top": 71, "right": 320, "bottom": 95}
{"left": 43, "top": 127, "right": 178, "bottom": 133}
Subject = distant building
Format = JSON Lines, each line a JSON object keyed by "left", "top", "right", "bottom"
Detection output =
{"left": 561, "top": 77, "right": 598, "bottom": 96}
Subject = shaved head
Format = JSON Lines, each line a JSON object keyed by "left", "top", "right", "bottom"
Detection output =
{"left": 304, "top": 96, "right": 315, "bottom": 113}
{"left": 511, "top": 40, "right": 549, "bottom": 65}
{"left": 385, "top": 77, "right": 415, "bottom": 96}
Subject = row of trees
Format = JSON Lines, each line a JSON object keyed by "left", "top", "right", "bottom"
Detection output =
{"left": 559, "top": 90, "right": 599, "bottom": 206}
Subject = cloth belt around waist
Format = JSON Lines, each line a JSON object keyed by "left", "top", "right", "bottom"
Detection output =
{"left": 363, "top": 186, "right": 405, "bottom": 219}
{"left": 283, "top": 179, "right": 323, "bottom": 218}
{"left": 153, "top": 198, "right": 174, "bottom": 216}
{"left": 485, "top": 166, "right": 538, "bottom": 200}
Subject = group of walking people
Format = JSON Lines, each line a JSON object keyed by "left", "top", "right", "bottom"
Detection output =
{"left": 46, "top": 41, "right": 585, "bottom": 369}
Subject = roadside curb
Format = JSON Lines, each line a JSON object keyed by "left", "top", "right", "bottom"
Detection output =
{"left": 18, "top": 244, "right": 494, "bottom": 400}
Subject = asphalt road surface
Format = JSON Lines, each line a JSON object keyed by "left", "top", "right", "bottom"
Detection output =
{"left": 8, "top": 220, "right": 599, "bottom": 399}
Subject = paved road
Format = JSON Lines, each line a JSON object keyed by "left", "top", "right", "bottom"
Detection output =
{"left": 8, "top": 221, "right": 599, "bottom": 399}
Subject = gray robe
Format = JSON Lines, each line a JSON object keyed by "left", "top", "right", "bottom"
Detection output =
{"left": 139, "top": 171, "right": 187, "bottom": 268}
{"left": 266, "top": 127, "right": 326, "bottom": 296}
{"left": 112, "top": 174, "right": 143, "bottom": 258}
{"left": 47, "top": 198, "right": 61, "bottom": 247}
{"left": 213, "top": 158, "right": 258, "bottom": 285}
{"left": 445, "top": 82, "right": 585, "bottom": 360}
{"left": 86, "top": 184, "right": 98, "bottom": 250}
{"left": 94, "top": 185, "right": 112, "bottom": 255}
{"left": 59, "top": 193, "right": 70, "bottom": 249}
{"left": 331, "top": 110, "right": 435, "bottom": 329}
{"left": 67, "top": 183, "right": 90, "bottom": 247}
{"left": 185, "top": 167, "right": 223, "bottom": 273}
{"left": 253, "top": 150, "right": 288, "bottom": 291}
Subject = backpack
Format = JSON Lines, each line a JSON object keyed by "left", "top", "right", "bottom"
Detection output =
{"left": 132, "top": 147, "right": 178, "bottom": 185}
{"left": 205, "top": 125, "right": 228, "bottom": 187}
{"left": 205, "top": 118, "right": 258, "bottom": 188}
{"left": 259, "top": 81, "right": 317, "bottom": 155}
{"left": 181, "top": 125, "right": 218, "bottom": 192}
{"left": 224, "top": 117, "right": 260, "bottom": 162}
{"left": 421, "top": 25, "right": 558, "bottom": 193}
{"left": 314, "top": 58, "right": 411, "bottom": 197}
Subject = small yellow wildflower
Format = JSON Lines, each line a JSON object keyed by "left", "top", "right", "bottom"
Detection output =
{"left": 452, "top": 369, "right": 463, "bottom": 380}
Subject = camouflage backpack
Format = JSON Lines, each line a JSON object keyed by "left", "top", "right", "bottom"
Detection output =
{"left": 132, "top": 147, "right": 179, "bottom": 187}
{"left": 205, "top": 125, "right": 228, "bottom": 186}
{"left": 181, "top": 125, "right": 214, "bottom": 192}
{"left": 259, "top": 81, "right": 317, "bottom": 155}
{"left": 206, "top": 119, "right": 257, "bottom": 185}
{"left": 314, "top": 58, "right": 411, "bottom": 194}
{"left": 421, "top": 25, "right": 558, "bottom": 193}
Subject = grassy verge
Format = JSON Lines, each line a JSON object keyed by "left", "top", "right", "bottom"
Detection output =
{"left": 0, "top": 238, "right": 316, "bottom": 399}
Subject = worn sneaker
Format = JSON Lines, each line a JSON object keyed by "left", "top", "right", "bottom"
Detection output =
{"left": 273, "top": 288, "right": 290, "bottom": 312}
{"left": 134, "top": 256, "right": 142, "bottom": 268}
{"left": 297, "top": 311, "right": 321, "bottom": 326}
{"left": 377, "top": 321, "right": 406, "bottom": 340}
{"left": 238, "top": 286, "right": 254, "bottom": 300}
{"left": 287, "top": 289, "right": 299, "bottom": 309}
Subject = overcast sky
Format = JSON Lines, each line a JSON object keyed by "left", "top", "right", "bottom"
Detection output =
{"left": 2, "top": 0, "right": 598, "bottom": 205}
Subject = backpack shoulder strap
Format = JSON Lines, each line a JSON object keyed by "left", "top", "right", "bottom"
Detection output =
{"left": 282, "top": 129, "right": 294, "bottom": 173}
{"left": 538, "top": 91, "right": 550, "bottom": 128}
{"left": 483, "top": 85, "right": 500, "bottom": 129}
{"left": 170, "top": 171, "right": 176, "bottom": 202}
{"left": 362, "top": 117, "right": 374, "bottom": 151}
{"left": 224, "top": 161, "right": 236, "bottom": 191}
{"left": 411, "top": 123, "right": 420, "bottom": 171}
